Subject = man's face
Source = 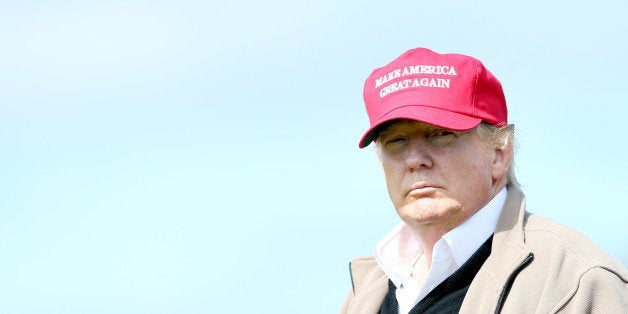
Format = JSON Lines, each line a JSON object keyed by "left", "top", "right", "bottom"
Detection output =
{"left": 377, "top": 119, "right": 507, "bottom": 233}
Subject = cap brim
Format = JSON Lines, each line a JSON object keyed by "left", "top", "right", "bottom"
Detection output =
{"left": 358, "top": 105, "right": 482, "bottom": 148}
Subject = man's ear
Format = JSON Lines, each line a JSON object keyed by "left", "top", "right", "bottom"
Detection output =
{"left": 491, "top": 142, "right": 513, "bottom": 181}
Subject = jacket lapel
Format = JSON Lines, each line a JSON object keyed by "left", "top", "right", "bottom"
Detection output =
{"left": 460, "top": 186, "right": 533, "bottom": 313}
{"left": 346, "top": 257, "right": 389, "bottom": 314}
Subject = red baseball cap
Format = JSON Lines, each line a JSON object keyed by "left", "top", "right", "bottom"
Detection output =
{"left": 359, "top": 48, "right": 507, "bottom": 148}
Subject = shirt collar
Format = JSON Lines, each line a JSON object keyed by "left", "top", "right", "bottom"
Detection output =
{"left": 373, "top": 186, "right": 508, "bottom": 288}
{"left": 442, "top": 187, "right": 507, "bottom": 267}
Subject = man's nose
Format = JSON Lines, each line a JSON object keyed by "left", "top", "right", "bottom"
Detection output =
{"left": 405, "top": 139, "right": 433, "bottom": 171}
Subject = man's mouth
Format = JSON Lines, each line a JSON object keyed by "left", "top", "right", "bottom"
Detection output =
{"left": 407, "top": 181, "right": 438, "bottom": 196}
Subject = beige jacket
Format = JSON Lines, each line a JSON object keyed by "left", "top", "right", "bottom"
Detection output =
{"left": 340, "top": 187, "right": 628, "bottom": 313}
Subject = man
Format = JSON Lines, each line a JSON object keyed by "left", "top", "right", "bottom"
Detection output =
{"left": 341, "top": 48, "right": 627, "bottom": 313}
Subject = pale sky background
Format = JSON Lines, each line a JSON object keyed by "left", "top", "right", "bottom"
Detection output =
{"left": 1, "top": 1, "right": 626, "bottom": 313}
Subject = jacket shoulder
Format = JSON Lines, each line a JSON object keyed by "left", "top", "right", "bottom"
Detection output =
{"left": 523, "top": 213, "right": 627, "bottom": 276}
{"left": 522, "top": 214, "right": 628, "bottom": 311}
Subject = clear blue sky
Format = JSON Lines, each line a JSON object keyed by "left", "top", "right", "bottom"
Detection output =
{"left": 1, "top": 1, "right": 626, "bottom": 313}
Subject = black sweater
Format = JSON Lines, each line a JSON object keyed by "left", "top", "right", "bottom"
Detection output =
{"left": 379, "top": 235, "right": 493, "bottom": 314}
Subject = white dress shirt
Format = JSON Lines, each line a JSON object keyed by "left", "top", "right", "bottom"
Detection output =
{"left": 373, "top": 187, "right": 507, "bottom": 314}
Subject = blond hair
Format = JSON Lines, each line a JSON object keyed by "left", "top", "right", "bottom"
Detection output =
{"left": 476, "top": 122, "right": 520, "bottom": 190}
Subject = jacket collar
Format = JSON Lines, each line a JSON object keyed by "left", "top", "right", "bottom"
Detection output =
{"left": 347, "top": 257, "right": 388, "bottom": 313}
{"left": 487, "top": 185, "right": 532, "bottom": 280}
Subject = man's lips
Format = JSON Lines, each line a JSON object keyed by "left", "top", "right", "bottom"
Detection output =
{"left": 407, "top": 181, "right": 439, "bottom": 196}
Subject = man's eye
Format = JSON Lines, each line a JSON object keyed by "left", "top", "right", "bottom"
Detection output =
{"left": 430, "top": 130, "right": 458, "bottom": 138}
{"left": 428, "top": 130, "right": 459, "bottom": 145}
{"left": 385, "top": 137, "right": 407, "bottom": 145}
{"left": 433, "top": 131, "right": 455, "bottom": 137}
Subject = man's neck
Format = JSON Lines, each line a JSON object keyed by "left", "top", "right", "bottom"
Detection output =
{"left": 406, "top": 182, "right": 507, "bottom": 270}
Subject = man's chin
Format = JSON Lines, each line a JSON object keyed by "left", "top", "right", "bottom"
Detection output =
{"left": 396, "top": 201, "right": 461, "bottom": 225}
